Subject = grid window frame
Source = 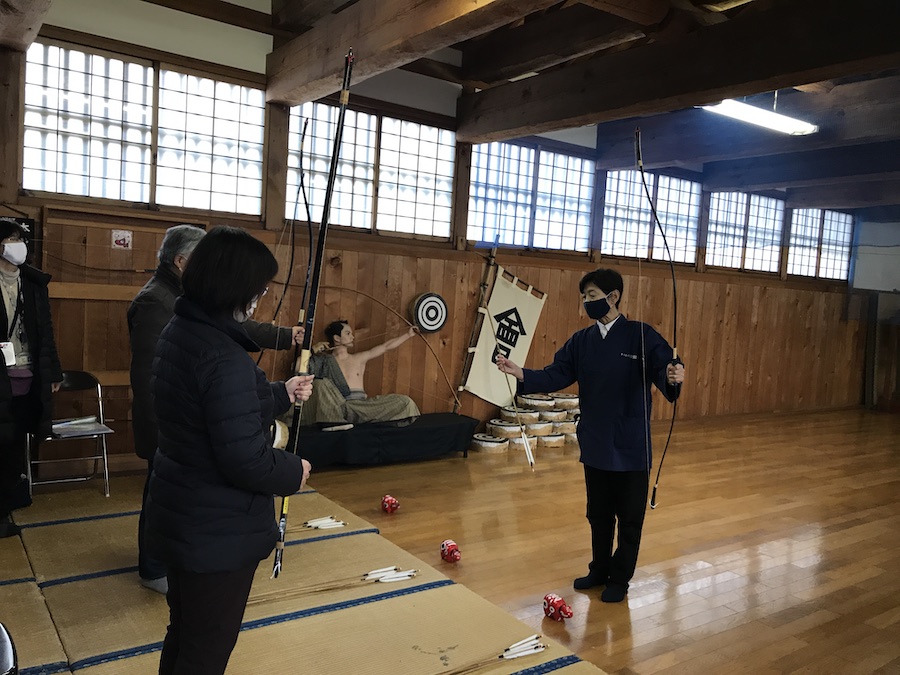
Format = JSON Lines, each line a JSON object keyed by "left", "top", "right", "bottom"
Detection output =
{"left": 649, "top": 174, "right": 701, "bottom": 264}
{"left": 467, "top": 141, "right": 595, "bottom": 252}
{"left": 744, "top": 194, "right": 785, "bottom": 273}
{"left": 532, "top": 149, "right": 594, "bottom": 252}
{"left": 286, "top": 102, "right": 378, "bottom": 230}
{"left": 287, "top": 104, "right": 455, "bottom": 238}
{"left": 467, "top": 141, "right": 536, "bottom": 248}
{"left": 601, "top": 169, "right": 655, "bottom": 259}
{"left": 156, "top": 68, "right": 266, "bottom": 215}
{"left": 788, "top": 208, "right": 853, "bottom": 280}
{"left": 23, "top": 40, "right": 154, "bottom": 203}
{"left": 377, "top": 116, "right": 456, "bottom": 238}
{"left": 706, "top": 191, "right": 749, "bottom": 269}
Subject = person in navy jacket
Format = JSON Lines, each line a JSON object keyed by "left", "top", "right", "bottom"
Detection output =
{"left": 496, "top": 268, "right": 684, "bottom": 603}
{"left": 145, "top": 226, "right": 314, "bottom": 675}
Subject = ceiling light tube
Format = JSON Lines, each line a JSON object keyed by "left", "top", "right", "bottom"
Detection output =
{"left": 700, "top": 99, "right": 819, "bottom": 135}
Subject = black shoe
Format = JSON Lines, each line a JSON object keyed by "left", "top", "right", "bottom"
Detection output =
{"left": 573, "top": 571, "right": 607, "bottom": 590}
{"left": 601, "top": 583, "right": 627, "bottom": 603}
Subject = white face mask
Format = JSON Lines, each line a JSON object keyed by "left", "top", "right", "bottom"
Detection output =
{"left": 1, "top": 241, "right": 27, "bottom": 266}
{"left": 234, "top": 296, "right": 259, "bottom": 324}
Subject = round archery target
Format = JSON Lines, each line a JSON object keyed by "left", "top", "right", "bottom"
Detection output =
{"left": 409, "top": 292, "right": 447, "bottom": 333}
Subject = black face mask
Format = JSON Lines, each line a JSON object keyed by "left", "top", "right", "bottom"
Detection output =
{"left": 583, "top": 295, "right": 612, "bottom": 321}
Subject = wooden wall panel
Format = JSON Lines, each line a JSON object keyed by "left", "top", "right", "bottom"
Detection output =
{"left": 876, "top": 323, "right": 899, "bottom": 409}
{"left": 29, "top": 202, "right": 870, "bottom": 474}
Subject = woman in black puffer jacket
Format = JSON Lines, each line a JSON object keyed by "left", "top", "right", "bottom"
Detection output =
{"left": 145, "top": 226, "right": 313, "bottom": 675}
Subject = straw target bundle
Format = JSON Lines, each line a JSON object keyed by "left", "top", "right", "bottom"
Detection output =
{"left": 516, "top": 393, "right": 555, "bottom": 410}
{"left": 567, "top": 408, "right": 580, "bottom": 421}
{"left": 500, "top": 406, "right": 539, "bottom": 424}
{"left": 487, "top": 419, "right": 521, "bottom": 439}
{"left": 552, "top": 420, "right": 576, "bottom": 434}
{"left": 549, "top": 393, "right": 580, "bottom": 410}
{"left": 539, "top": 409, "right": 567, "bottom": 422}
{"left": 508, "top": 435, "right": 537, "bottom": 452}
{"left": 524, "top": 421, "right": 552, "bottom": 437}
{"left": 565, "top": 432, "right": 578, "bottom": 444}
{"left": 538, "top": 433, "right": 565, "bottom": 448}
{"left": 470, "top": 433, "right": 510, "bottom": 454}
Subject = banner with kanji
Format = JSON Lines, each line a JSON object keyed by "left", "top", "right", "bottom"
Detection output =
{"left": 462, "top": 266, "right": 546, "bottom": 407}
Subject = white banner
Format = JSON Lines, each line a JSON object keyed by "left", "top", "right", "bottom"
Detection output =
{"left": 463, "top": 266, "right": 545, "bottom": 406}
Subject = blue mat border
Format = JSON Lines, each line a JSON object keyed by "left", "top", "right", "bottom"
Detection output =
{"left": 69, "top": 579, "right": 454, "bottom": 671}
{"left": 39, "top": 566, "right": 138, "bottom": 589}
{"left": 20, "top": 489, "right": 318, "bottom": 530}
{"left": 36, "top": 528, "right": 379, "bottom": 588}
{"left": 20, "top": 511, "right": 142, "bottom": 530}
{"left": 0, "top": 575, "right": 36, "bottom": 587}
{"left": 21, "top": 661, "right": 71, "bottom": 675}
{"left": 513, "top": 655, "right": 582, "bottom": 673}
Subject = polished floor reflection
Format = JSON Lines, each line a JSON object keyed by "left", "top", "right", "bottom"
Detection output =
{"left": 310, "top": 409, "right": 900, "bottom": 675}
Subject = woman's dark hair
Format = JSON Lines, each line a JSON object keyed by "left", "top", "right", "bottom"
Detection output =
{"left": 181, "top": 226, "right": 277, "bottom": 315}
{"left": 579, "top": 268, "right": 624, "bottom": 307}
{"left": 0, "top": 218, "right": 26, "bottom": 242}
{"left": 324, "top": 319, "right": 348, "bottom": 346}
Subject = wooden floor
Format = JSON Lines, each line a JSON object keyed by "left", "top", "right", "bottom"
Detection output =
{"left": 310, "top": 409, "right": 900, "bottom": 675}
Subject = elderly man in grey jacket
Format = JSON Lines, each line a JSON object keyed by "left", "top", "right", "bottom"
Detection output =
{"left": 127, "top": 224, "right": 301, "bottom": 593}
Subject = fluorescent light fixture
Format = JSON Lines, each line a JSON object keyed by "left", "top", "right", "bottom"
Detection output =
{"left": 700, "top": 99, "right": 819, "bottom": 135}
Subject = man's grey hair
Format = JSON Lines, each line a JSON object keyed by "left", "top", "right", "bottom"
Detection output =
{"left": 158, "top": 224, "right": 205, "bottom": 265}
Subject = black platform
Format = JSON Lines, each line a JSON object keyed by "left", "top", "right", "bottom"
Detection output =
{"left": 296, "top": 413, "right": 478, "bottom": 468}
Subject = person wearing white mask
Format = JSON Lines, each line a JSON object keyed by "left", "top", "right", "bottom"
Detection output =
{"left": 0, "top": 218, "right": 63, "bottom": 538}
{"left": 145, "top": 226, "right": 313, "bottom": 675}
{"left": 128, "top": 224, "right": 304, "bottom": 594}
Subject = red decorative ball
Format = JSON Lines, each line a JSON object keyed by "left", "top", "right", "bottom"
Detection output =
{"left": 440, "top": 539, "right": 461, "bottom": 562}
{"left": 542, "top": 593, "right": 573, "bottom": 621}
{"left": 381, "top": 494, "right": 400, "bottom": 513}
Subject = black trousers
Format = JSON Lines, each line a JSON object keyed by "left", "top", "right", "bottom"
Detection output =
{"left": 158, "top": 563, "right": 257, "bottom": 675}
{"left": 583, "top": 465, "right": 649, "bottom": 588}
{"left": 0, "top": 395, "right": 35, "bottom": 519}
{"left": 138, "top": 459, "right": 167, "bottom": 580}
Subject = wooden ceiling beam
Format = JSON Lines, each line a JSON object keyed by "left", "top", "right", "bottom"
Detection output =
{"left": 0, "top": 0, "right": 52, "bottom": 51}
{"left": 456, "top": 0, "right": 900, "bottom": 144}
{"left": 271, "top": 0, "right": 353, "bottom": 34}
{"left": 266, "top": 0, "right": 560, "bottom": 105}
{"left": 462, "top": 5, "right": 644, "bottom": 85}
{"left": 594, "top": 77, "right": 900, "bottom": 170}
{"left": 138, "top": 0, "right": 289, "bottom": 38}
{"left": 398, "top": 58, "right": 466, "bottom": 86}
{"left": 702, "top": 141, "right": 900, "bottom": 192}
{"left": 785, "top": 181, "right": 900, "bottom": 210}
{"left": 575, "top": 0, "right": 670, "bottom": 25}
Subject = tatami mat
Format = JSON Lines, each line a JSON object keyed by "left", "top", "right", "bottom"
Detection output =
{"left": 5, "top": 475, "right": 607, "bottom": 675}
{"left": 0, "top": 581, "right": 69, "bottom": 673}
{"left": 281, "top": 489, "right": 378, "bottom": 537}
{"left": 18, "top": 489, "right": 370, "bottom": 584}
{"left": 14, "top": 475, "right": 145, "bottom": 525}
{"left": 78, "top": 584, "right": 596, "bottom": 675}
{"left": 21, "top": 513, "right": 139, "bottom": 584}
{"left": 0, "top": 535, "right": 33, "bottom": 583}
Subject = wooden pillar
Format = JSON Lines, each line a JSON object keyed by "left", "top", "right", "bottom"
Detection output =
{"left": 0, "top": 48, "right": 25, "bottom": 204}
{"left": 263, "top": 102, "right": 290, "bottom": 231}
{"left": 450, "top": 140, "right": 472, "bottom": 251}
{"left": 695, "top": 190, "right": 710, "bottom": 273}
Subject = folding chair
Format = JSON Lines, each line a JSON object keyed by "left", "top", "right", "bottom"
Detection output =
{"left": 25, "top": 370, "right": 112, "bottom": 497}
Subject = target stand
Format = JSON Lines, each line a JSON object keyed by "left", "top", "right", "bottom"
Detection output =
{"left": 409, "top": 292, "right": 447, "bottom": 333}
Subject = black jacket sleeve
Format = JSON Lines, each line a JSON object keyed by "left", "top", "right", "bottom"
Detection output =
{"left": 244, "top": 320, "right": 293, "bottom": 351}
